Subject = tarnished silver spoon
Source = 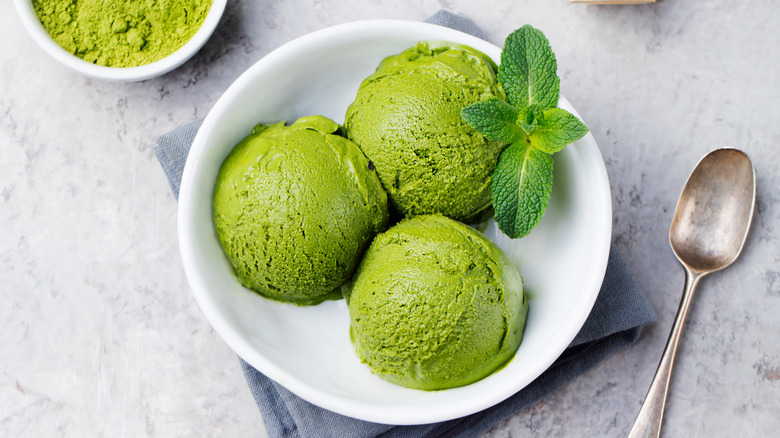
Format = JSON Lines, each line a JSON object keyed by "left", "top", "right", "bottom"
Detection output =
{"left": 627, "top": 148, "right": 756, "bottom": 438}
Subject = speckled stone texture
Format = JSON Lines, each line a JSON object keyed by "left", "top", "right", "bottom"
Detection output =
{"left": 1, "top": 1, "right": 778, "bottom": 437}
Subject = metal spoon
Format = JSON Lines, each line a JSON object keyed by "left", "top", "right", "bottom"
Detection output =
{"left": 627, "top": 148, "right": 756, "bottom": 438}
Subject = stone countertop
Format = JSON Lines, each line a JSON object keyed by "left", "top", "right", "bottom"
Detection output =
{"left": 1, "top": 1, "right": 778, "bottom": 436}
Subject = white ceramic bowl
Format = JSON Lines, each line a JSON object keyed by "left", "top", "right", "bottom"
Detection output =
{"left": 178, "top": 20, "right": 612, "bottom": 424}
{"left": 14, "top": 0, "right": 226, "bottom": 81}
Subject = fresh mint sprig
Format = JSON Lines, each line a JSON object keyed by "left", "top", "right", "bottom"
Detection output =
{"left": 462, "top": 25, "right": 589, "bottom": 239}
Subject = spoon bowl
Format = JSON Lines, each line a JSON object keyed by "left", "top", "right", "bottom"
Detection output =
{"left": 628, "top": 148, "right": 756, "bottom": 438}
{"left": 670, "top": 148, "right": 756, "bottom": 273}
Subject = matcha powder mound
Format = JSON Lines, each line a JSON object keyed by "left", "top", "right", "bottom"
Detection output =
{"left": 33, "top": 0, "right": 213, "bottom": 68}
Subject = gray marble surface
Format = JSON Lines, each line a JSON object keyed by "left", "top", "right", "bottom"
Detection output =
{"left": 2, "top": 1, "right": 779, "bottom": 436}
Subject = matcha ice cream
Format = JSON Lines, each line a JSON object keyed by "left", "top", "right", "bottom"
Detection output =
{"left": 212, "top": 116, "right": 389, "bottom": 305}
{"left": 347, "top": 214, "right": 528, "bottom": 390}
{"left": 344, "top": 41, "right": 506, "bottom": 222}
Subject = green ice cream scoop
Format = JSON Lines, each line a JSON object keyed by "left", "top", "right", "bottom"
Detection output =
{"left": 212, "top": 116, "right": 389, "bottom": 305}
{"left": 347, "top": 214, "right": 528, "bottom": 390}
{"left": 344, "top": 41, "right": 506, "bottom": 222}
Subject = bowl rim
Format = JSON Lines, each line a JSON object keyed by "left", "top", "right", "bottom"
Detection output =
{"left": 14, "top": 0, "right": 227, "bottom": 82}
{"left": 178, "top": 18, "right": 612, "bottom": 424}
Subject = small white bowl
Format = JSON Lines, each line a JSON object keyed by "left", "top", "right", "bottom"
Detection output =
{"left": 14, "top": 0, "right": 226, "bottom": 82}
{"left": 178, "top": 20, "right": 612, "bottom": 424}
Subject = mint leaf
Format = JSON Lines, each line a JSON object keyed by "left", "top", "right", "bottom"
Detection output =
{"left": 461, "top": 98, "right": 525, "bottom": 143}
{"left": 458, "top": 24, "right": 588, "bottom": 239}
{"left": 528, "top": 108, "right": 589, "bottom": 154}
{"left": 517, "top": 104, "right": 544, "bottom": 136}
{"left": 492, "top": 141, "right": 554, "bottom": 238}
{"left": 499, "top": 25, "right": 559, "bottom": 111}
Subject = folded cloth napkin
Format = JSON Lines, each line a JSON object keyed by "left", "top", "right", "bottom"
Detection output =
{"left": 154, "top": 10, "right": 656, "bottom": 438}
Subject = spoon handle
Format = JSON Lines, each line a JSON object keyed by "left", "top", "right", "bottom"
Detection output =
{"left": 627, "top": 267, "right": 703, "bottom": 438}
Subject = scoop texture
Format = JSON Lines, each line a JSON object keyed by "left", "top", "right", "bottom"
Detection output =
{"left": 348, "top": 214, "right": 527, "bottom": 390}
{"left": 212, "top": 116, "right": 389, "bottom": 305}
{"left": 344, "top": 42, "right": 506, "bottom": 222}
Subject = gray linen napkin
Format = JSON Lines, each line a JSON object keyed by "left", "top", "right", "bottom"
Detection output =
{"left": 154, "top": 10, "right": 656, "bottom": 438}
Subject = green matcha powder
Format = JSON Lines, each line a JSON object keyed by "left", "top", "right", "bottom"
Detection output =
{"left": 33, "top": 0, "right": 213, "bottom": 68}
